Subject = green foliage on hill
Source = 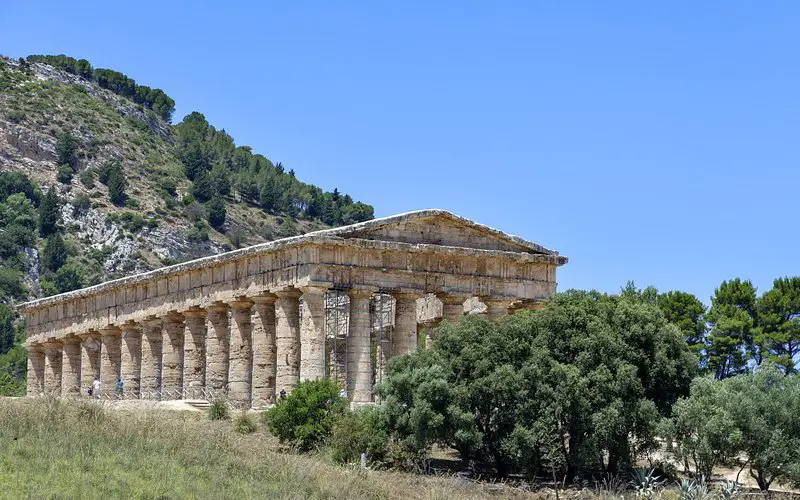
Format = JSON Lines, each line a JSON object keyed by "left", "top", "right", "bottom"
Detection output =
{"left": 174, "top": 112, "right": 374, "bottom": 226}
{"left": 27, "top": 54, "right": 175, "bottom": 121}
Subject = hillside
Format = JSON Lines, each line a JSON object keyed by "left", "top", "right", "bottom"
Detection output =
{"left": 0, "top": 54, "right": 374, "bottom": 394}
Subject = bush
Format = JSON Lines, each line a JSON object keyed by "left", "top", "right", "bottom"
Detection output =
{"left": 234, "top": 411, "right": 258, "bottom": 434}
{"left": 187, "top": 220, "right": 209, "bottom": 242}
{"left": 79, "top": 169, "right": 95, "bottom": 188}
{"left": 208, "top": 399, "right": 229, "bottom": 421}
{"left": 57, "top": 164, "right": 73, "bottom": 184}
{"left": 263, "top": 379, "right": 347, "bottom": 451}
{"left": 71, "top": 194, "right": 91, "bottom": 215}
{"left": 326, "top": 406, "right": 388, "bottom": 465}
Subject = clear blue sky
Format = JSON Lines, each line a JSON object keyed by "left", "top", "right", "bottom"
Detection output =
{"left": 2, "top": 2, "right": 798, "bottom": 305}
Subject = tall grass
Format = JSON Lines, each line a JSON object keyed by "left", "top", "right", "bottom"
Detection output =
{"left": 0, "top": 398, "right": 523, "bottom": 499}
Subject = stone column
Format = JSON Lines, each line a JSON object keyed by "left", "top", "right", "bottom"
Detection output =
{"left": 120, "top": 322, "right": 142, "bottom": 398}
{"left": 43, "top": 342, "right": 63, "bottom": 397}
{"left": 100, "top": 326, "right": 122, "bottom": 398}
{"left": 27, "top": 345, "right": 45, "bottom": 396}
{"left": 162, "top": 313, "right": 185, "bottom": 400}
{"left": 182, "top": 308, "right": 207, "bottom": 398}
{"left": 300, "top": 285, "right": 328, "bottom": 382}
{"left": 206, "top": 302, "right": 230, "bottom": 395}
{"left": 228, "top": 298, "right": 254, "bottom": 408}
{"left": 80, "top": 332, "right": 101, "bottom": 395}
{"left": 419, "top": 318, "right": 442, "bottom": 349}
{"left": 484, "top": 297, "right": 514, "bottom": 321}
{"left": 252, "top": 294, "right": 277, "bottom": 406}
{"left": 392, "top": 292, "right": 421, "bottom": 357}
{"left": 347, "top": 287, "right": 375, "bottom": 404}
{"left": 439, "top": 293, "right": 470, "bottom": 323}
{"left": 275, "top": 288, "right": 302, "bottom": 394}
{"left": 61, "top": 336, "right": 82, "bottom": 397}
{"left": 140, "top": 318, "right": 163, "bottom": 399}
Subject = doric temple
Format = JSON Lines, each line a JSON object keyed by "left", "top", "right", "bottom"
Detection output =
{"left": 19, "top": 210, "right": 568, "bottom": 407}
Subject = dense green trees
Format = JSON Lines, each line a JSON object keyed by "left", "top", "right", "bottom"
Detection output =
{"left": 27, "top": 55, "right": 175, "bottom": 121}
{"left": 105, "top": 163, "right": 127, "bottom": 206}
{"left": 663, "top": 363, "right": 800, "bottom": 490}
{"left": 38, "top": 187, "right": 60, "bottom": 237}
{"left": 706, "top": 279, "right": 758, "bottom": 379}
{"left": 756, "top": 277, "right": 800, "bottom": 374}
{"left": 174, "top": 112, "right": 373, "bottom": 230}
{"left": 380, "top": 291, "right": 697, "bottom": 479}
{"left": 206, "top": 196, "right": 226, "bottom": 229}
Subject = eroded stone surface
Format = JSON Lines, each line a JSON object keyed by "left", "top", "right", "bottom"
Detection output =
{"left": 20, "top": 210, "right": 567, "bottom": 405}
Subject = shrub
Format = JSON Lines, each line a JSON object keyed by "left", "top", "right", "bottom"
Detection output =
{"left": 57, "top": 164, "right": 73, "bottom": 184}
{"left": 208, "top": 399, "right": 229, "bottom": 421}
{"left": 327, "top": 406, "right": 388, "bottom": 465}
{"left": 79, "top": 169, "right": 95, "bottom": 188}
{"left": 187, "top": 220, "right": 209, "bottom": 242}
{"left": 206, "top": 196, "right": 226, "bottom": 229}
{"left": 263, "top": 379, "right": 347, "bottom": 451}
{"left": 234, "top": 411, "right": 258, "bottom": 434}
{"left": 71, "top": 194, "right": 91, "bottom": 215}
{"left": 6, "top": 109, "right": 25, "bottom": 123}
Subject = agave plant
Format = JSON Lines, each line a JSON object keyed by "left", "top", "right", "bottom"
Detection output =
{"left": 631, "top": 468, "right": 663, "bottom": 499}
{"left": 677, "top": 476, "right": 712, "bottom": 500}
{"left": 718, "top": 480, "right": 740, "bottom": 500}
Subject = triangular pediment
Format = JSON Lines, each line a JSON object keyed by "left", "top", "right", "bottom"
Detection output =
{"left": 322, "top": 209, "right": 559, "bottom": 255}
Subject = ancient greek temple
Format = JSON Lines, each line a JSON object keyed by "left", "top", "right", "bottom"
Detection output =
{"left": 19, "top": 210, "right": 567, "bottom": 407}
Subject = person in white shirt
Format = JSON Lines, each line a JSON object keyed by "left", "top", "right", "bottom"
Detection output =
{"left": 92, "top": 377, "right": 101, "bottom": 399}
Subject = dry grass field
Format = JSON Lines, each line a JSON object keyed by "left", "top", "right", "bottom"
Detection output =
{"left": 0, "top": 397, "right": 531, "bottom": 499}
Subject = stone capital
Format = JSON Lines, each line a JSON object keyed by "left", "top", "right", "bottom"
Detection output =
{"left": 273, "top": 287, "right": 302, "bottom": 300}
{"left": 100, "top": 325, "right": 122, "bottom": 337}
{"left": 436, "top": 292, "right": 472, "bottom": 305}
{"left": 163, "top": 311, "right": 186, "bottom": 324}
{"left": 391, "top": 289, "right": 423, "bottom": 301}
{"left": 348, "top": 286, "right": 378, "bottom": 299}
{"left": 251, "top": 292, "right": 277, "bottom": 305}
{"left": 42, "top": 340, "right": 63, "bottom": 350}
{"left": 62, "top": 335, "right": 82, "bottom": 345}
{"left": 142, "top": 315, "right": 163, "bottom": 327}
{"left": 298, "top": 284, "right": 329, "bottom": 296}
{"left": 78, "top": 330, "right": 101, "bottom": 340}
{"left": 206, "top": 301, "right": 230, "bottom": 313}
{"left": 228, "top": 296, "right": 255, "bottom": 310}
{"left": 182, "top": 307, "right": 208, "bottom": 319}
{"left": 120, "top": 320, "right": 141, "bottom": 332}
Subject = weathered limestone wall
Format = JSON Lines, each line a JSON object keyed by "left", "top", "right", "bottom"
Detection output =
{"left": 19, "top": 210, "right": 568, "bottom": 405}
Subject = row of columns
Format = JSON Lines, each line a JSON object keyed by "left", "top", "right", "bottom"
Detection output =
{"left": 28, "top": 288, "right": 519, "bottom": 407}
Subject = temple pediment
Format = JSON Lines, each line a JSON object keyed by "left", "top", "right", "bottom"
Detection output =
{"left": 323, "top": 209, "right": 560, "bottom": 255}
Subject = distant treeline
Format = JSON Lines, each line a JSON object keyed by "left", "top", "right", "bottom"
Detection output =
{"left": 26, "top": 55, "right": 175, "bottom": 122}
{"left": 175, "top": 112, "right": 374, "bottom": 226}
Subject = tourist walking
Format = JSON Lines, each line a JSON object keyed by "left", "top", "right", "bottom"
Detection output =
{"left": 115, "top": 379, "right": 124, "bottom": 399}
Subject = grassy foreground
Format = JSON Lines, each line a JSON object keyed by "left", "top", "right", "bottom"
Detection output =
{"left": 0, "top": 398, "right": 524, "bottom": 499}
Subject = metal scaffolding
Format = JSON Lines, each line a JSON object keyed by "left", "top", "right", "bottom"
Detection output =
{"left": 370, "top": 293, "right": 395, "bottom": 398}
{"left": 324, "top": 290, "right": 349, "bottom": 389}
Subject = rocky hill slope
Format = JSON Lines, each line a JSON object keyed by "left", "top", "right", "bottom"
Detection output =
{"left": 0, "top": 55, "right": 374, "bottom": 295}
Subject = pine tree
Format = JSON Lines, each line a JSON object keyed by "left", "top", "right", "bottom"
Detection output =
{"left": 38, "top": 187, "right": 60, "bottom": 237}
{"left": 706, "top": 278, "right": 758, "bottom": 379}
{"left": 191, "top": 169, "right": 215, "bottom": 203}
{"left": 55, "top": 131, "right": 79, "bottom": 169}
{"left": 207, "top": 196, "right": 226, "bottom": 229}
{"left": 41, "top": 233, "right": 68, "bottom": 272}
{"left": 259, "top": 178, "right": 277, "bottom": 211}
{"left": 106, "top": 163, "right": 127, "bottom": 206}
{"left": 756, "top": 277, "right": 800, "bottom": 374}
